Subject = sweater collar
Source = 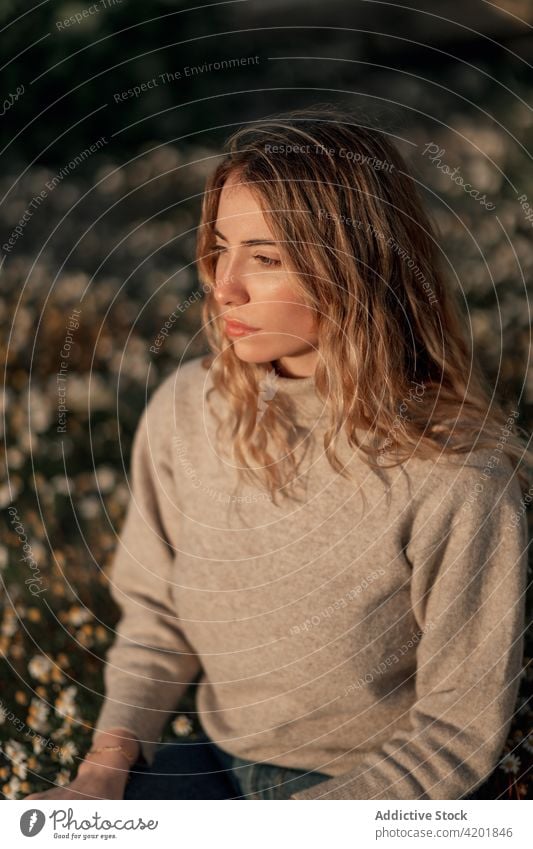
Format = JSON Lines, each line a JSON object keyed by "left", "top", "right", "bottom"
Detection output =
{"left": 266, "top": 367, "right": 327, "bottom": 422}
{"left": 271, "top": 372, "right": 316, "bottom": 395}
{"left": 269, "top": 369, "right": 371, "bottom": 444}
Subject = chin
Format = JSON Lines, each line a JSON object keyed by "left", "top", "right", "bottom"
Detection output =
{"left": 230, "top": 343, "right": 282, "bottom": 365}
{"left": 232, "top": 350, "right": 274, "bottom": 364}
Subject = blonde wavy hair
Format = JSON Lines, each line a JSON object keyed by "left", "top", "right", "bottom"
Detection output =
{"left": 195, "top": 104, "right": 532, "bottom": 506}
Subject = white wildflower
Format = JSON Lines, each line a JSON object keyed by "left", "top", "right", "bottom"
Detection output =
{"left": 55, "top": 769, "right": 71, "bottom": 786}
{"left": 27, "top": 387, "right": 52, "bottom": 433}
{"left": 55, "top": 686, "right": 79, "bottom": 720}
{"left": 67, "top": 606, "right": 93, "bottom": 626}
{"left": 58, "top": 740, "right": 78, "bottom": 765}
{"left": 0, "top": 482, "right": 21, "bottom": 510}
{"left": 499, "top": 753, "right": 521, "bottom": 775}
{"left": 6, "top": 740, "right": 28, "bottom": 778}
{"left": 5, "top": 740, "right": 26, "bottom": 764}
{"left": 171, "top": 714, "right": 193, "bottom": 737}
{"left": 521, "top": 733, "right": 533, "bottom": 755}
{"left": 78, "top": 497, "right": 100, "bottom": 520}
{"left": 95, "top": 465, "right": 116, "bottom": 493}
{"left": 63, "top": 373, "right": 114, "bottom": 413}
{"left": 114, "top": 483, "right": 131, "bottom": 506}
{"left": 28, "top": 654, "right": 53, "bottom": 683}
{"left": 12, "top": 760, "right": 28, "bottom": 780}
{"left": 50, "top": 475, "right": 73, "bottom": 496}
{"left": 6, "top": 446, "right": 24, "bottom": 469}
{"left": 32, "top": 736, "right": 44, "bottom": 755}
{"left": 3, "top": 776, "right": 21, "bottom": 799}
{"left": 52, "top": 723, "right": 70, "bottom": 741}
{"left": 27, "top": 697, "right": 50, "bottom": 733}
{"left": 1, "top": 610, "right": 17, "bottom": 638}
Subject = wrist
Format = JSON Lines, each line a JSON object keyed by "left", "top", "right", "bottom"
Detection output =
{"left": 77, "top": 758, "right": 130, "bottom": 785}
{"left": 78, "top": 727, "right": 141, "bottom": 783}
{"left": 86, "top": 729, "right": 139, "bottom": 764}
{"left": 78, "top": 750, "right": 133, "bottom": 781}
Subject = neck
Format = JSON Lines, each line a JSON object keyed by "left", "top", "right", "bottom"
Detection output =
{"left": 273, "top": 354, "right": 318, "bottom": 380}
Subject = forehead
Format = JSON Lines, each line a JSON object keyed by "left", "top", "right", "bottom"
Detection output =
{"left": 215, "top": 176, "right": 273, "bottom": 235}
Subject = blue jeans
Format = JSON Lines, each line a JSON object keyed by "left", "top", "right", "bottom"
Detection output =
{"left": 123, "top": 731, "right": 330, "bottom": 800}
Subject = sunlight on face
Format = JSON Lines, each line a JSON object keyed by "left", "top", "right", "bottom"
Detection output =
{"left": 212, "top": 172, "right": 319, "bottom": 378}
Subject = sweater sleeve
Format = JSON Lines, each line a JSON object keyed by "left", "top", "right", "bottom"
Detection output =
{"left": 291, "top": 460, "right": 528, "bottom": 799}
{"left": 93, "top": 381, "right": 202, "bottom": 766}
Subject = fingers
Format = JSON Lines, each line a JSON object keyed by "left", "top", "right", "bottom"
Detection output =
{"left": 23, "top": 783, "right": 110, "bottom": 801}
{"left": 23, "top": 792, "right": 56, "bottom": 800}
{"left": 23, "top": 790, "right": 68, "bottom": 800}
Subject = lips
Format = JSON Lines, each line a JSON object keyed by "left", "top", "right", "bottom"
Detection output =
{"left": 223, "top": 318, "right": 260, "bottom": 331}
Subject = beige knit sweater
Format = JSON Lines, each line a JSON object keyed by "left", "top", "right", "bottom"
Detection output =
{"left": 94, "top": 355, "right": 528, "bottom": 800}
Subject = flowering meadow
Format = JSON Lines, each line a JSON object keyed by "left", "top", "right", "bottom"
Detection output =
{"left": 1, "top": 102, "right": 533, "bottom": 798}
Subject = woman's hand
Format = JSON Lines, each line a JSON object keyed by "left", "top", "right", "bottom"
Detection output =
{"left": 23, "top": 726, "right": 140, "bottom": 801}
{"left": 23, "top": 764, "right": 128, "bottom": 800}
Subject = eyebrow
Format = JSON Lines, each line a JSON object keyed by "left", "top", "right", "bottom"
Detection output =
{"left": 213, "top": 227, "right": 278, "bottom": 247}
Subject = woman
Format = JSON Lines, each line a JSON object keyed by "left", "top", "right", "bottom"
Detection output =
{"left": 26, "top": 105, "right": 530, "bottom": 801}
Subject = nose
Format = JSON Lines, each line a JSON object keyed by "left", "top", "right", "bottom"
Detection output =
{"left": 213, "top": 251, "right": 249, "bottom": 307}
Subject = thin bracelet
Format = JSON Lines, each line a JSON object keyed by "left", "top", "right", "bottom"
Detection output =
{"left": 84, "top": 744, "right": 137, "bottom": 767}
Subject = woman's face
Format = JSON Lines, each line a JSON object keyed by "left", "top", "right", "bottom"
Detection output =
{"left": 212, "top": 172, "right": 319, "bottom": 378}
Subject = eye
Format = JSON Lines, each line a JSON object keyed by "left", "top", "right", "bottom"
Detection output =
{"left": 254, "top": 254, "right": 281, "bottom": 267}
{"left": 212, "top": 245, "right": 227, "bottom": 264}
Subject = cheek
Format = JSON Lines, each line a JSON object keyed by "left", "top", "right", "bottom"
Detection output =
{"left": 273, "top": 301, "right": 317, "bottom": 338}
{"left": 249, "top": 275, "right": 316, "bottom": 336}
